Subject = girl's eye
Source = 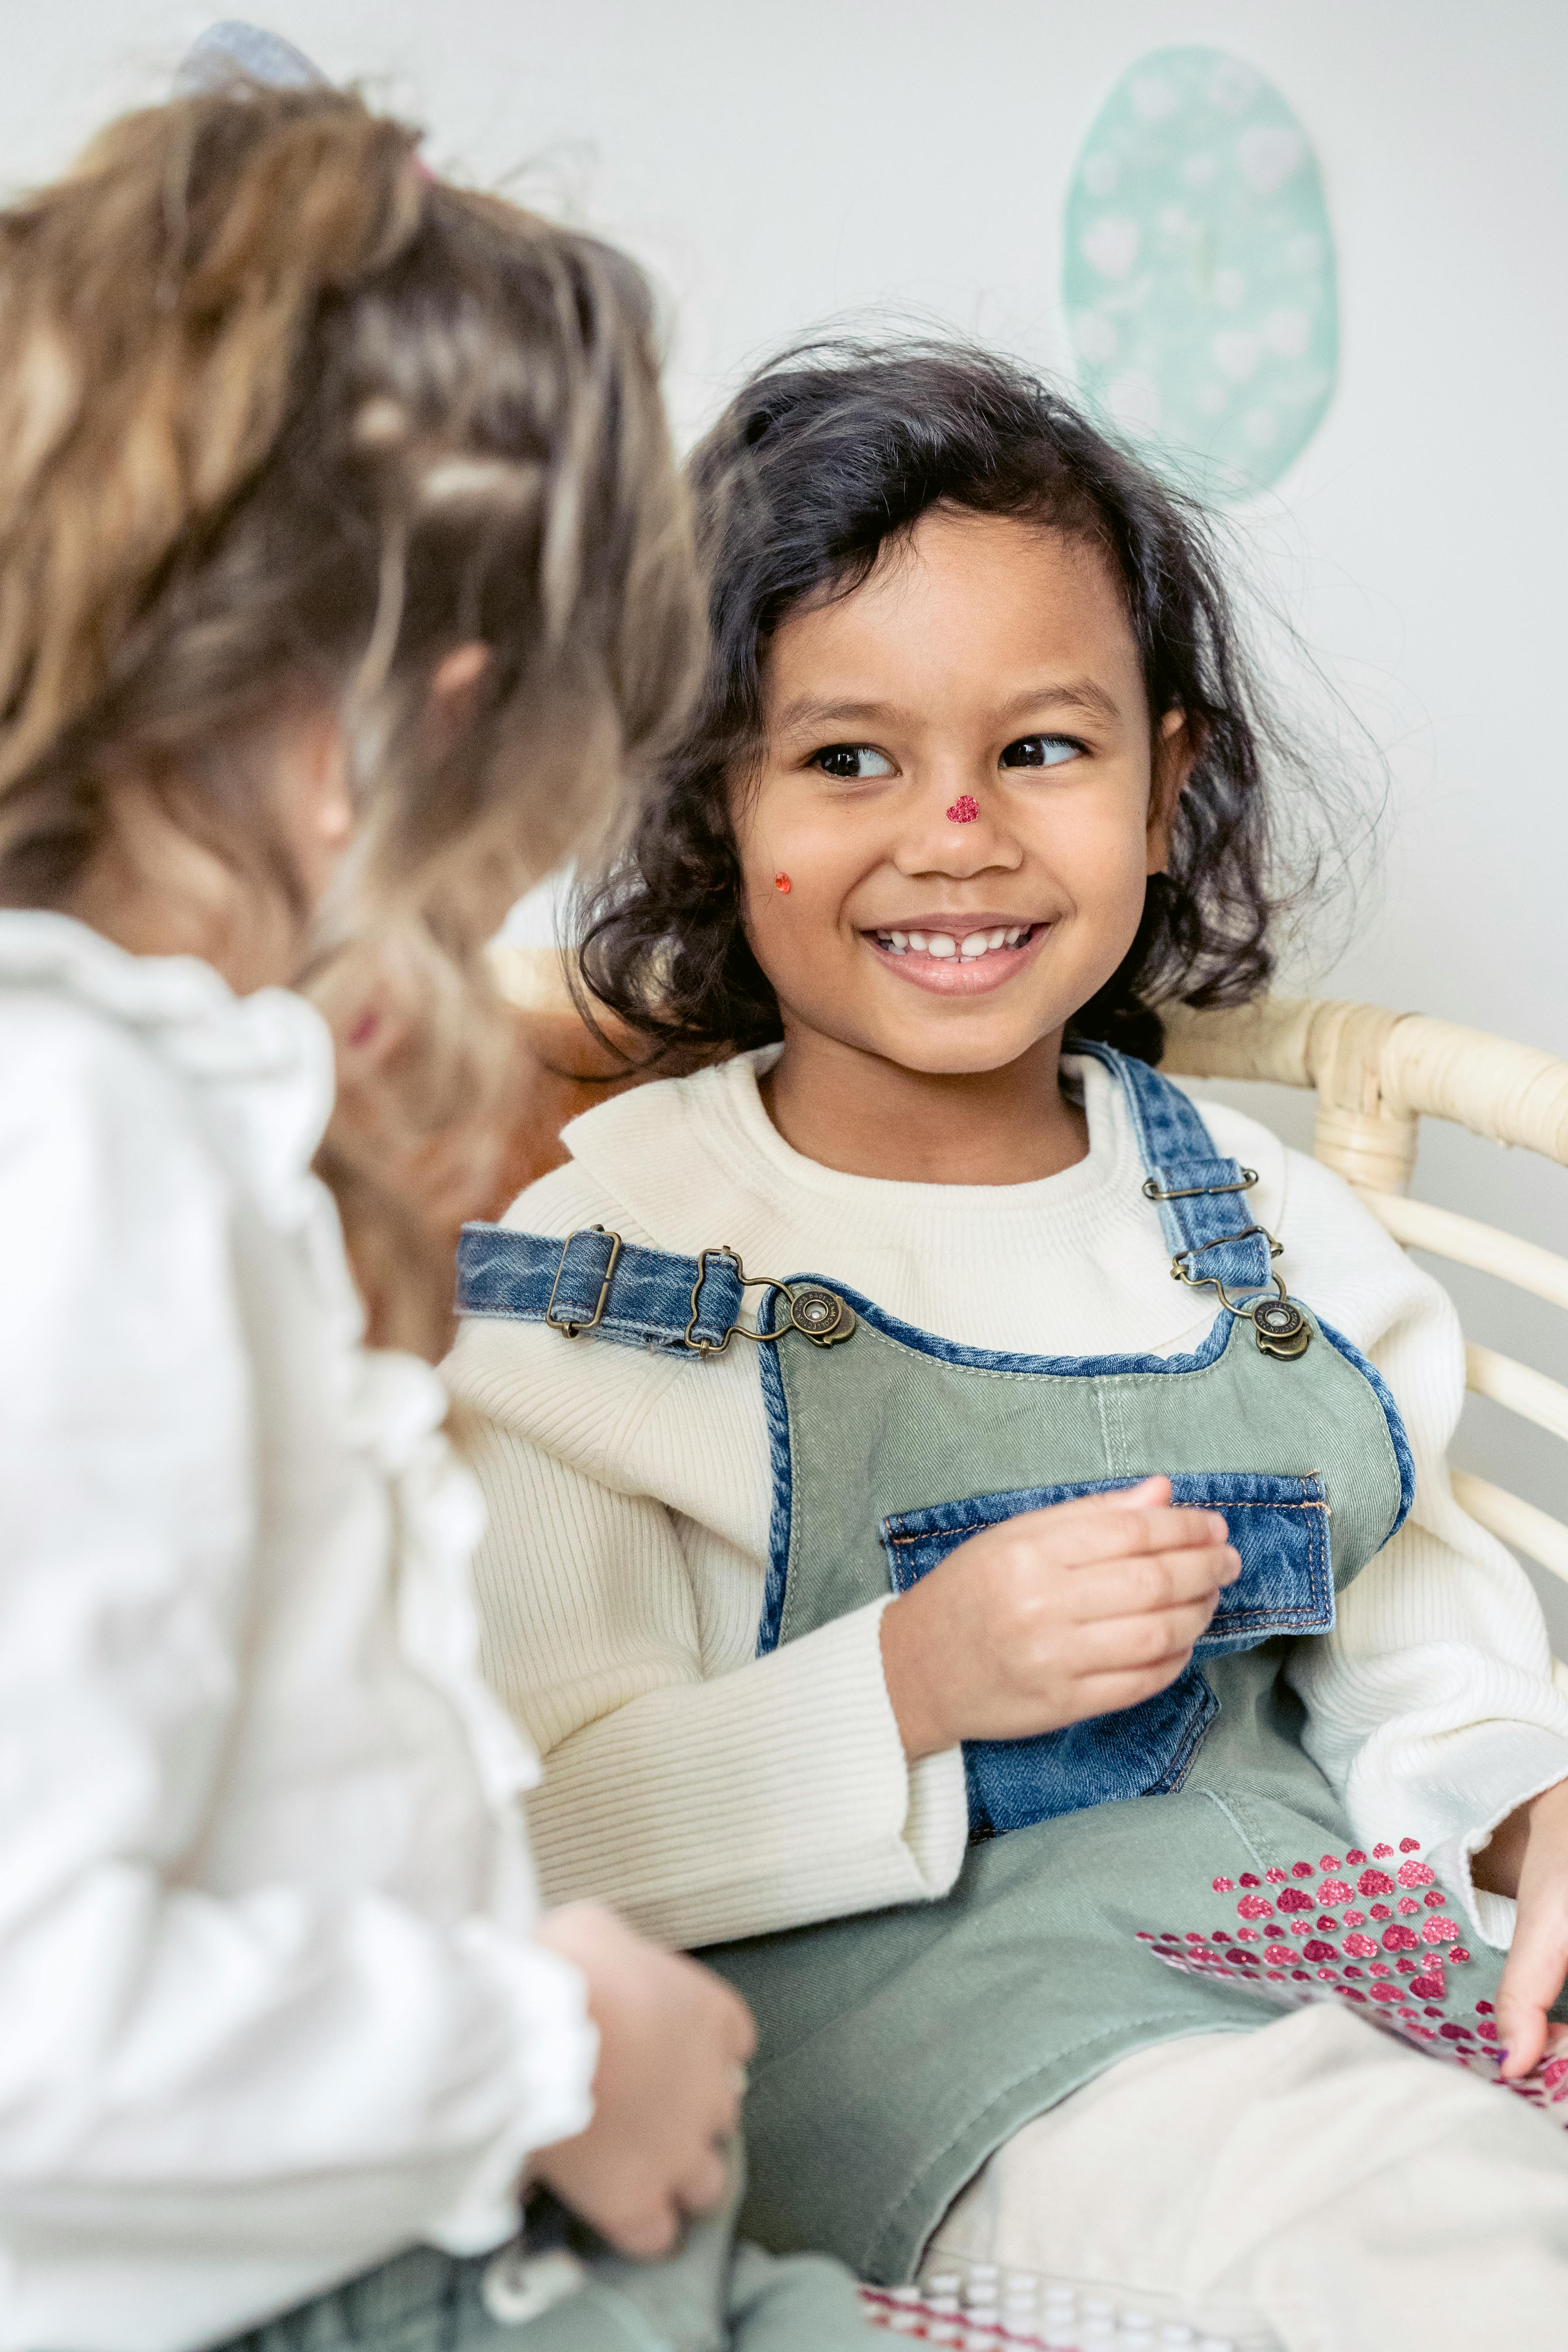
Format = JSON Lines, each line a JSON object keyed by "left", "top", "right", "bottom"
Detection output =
{"left": 1000, "top": 733, "right": 1083, "bottom": 770}
{"left": 811, "top": 744, "right": 897, "bottom": 780}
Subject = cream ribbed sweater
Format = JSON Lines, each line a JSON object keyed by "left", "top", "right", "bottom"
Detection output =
{"left": 446, "top": 1048, "right": 1568, "bottom": 1955}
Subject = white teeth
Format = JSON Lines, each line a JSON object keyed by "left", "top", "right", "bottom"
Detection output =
{"left": 874, "top": 922, "right": 1035, "bottom": 958}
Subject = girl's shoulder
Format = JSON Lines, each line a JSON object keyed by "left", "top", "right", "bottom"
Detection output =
{"left": 445, "top": 1059, "right": 770, "bottom": 1470}
{"left": 0, "top": 929, "right": 206, "bottom": 1180}
{"left": 1181, "top": 1082, "right": 1449, "bottom": 1356}
{"left": 0, "top": 909, "right": 336, "bottom": 1232}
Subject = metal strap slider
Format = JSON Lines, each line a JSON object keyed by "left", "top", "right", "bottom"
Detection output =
{"left": 1142, "top": 1167, "right": 1259, "bottom": 1203}
{"left": 546, "top": 1225, "right": 623, "bottom": 1338}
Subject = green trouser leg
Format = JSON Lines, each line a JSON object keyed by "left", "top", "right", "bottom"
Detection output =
{"left": 220, "top": 2147, "right": 872, "bottom": 2352}
{"left": 513, "top": 2149, "right": 873, "bottom": 2351}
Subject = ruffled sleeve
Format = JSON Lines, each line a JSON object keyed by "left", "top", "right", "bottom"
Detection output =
{"left": 0, "top": 991, "right": 594, "bottom": 2273}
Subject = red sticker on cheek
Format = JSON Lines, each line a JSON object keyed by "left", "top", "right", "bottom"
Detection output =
{"left": 946, "top": 795, "right": 979, "bottom": 824}
{"left": 773, "top": 872, "right": 791, "bottom": 893}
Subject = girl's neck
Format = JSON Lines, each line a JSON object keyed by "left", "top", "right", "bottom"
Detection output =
{"left": 759, "top": 1024, "right": 1088, "bottom": 1185}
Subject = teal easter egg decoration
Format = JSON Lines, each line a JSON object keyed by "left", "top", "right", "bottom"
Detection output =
{"left": 1062, "top": 48, "right": 1338, "bottom": 498}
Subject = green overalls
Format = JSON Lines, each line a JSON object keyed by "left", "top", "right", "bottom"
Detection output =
{"left": 457, "top": 1045, "right": 1501, "bottom": 2288}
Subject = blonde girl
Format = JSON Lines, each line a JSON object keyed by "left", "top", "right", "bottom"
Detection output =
{"left": 0, "top": 79, "right": 869, "bottom": 2352}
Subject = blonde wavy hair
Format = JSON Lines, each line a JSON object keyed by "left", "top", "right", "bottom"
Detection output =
{"left": 0, "top": 78, "right": 701, "bottom": 1350}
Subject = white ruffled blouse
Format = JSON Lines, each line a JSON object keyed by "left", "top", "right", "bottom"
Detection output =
{"left": 0, "top": 913, "right": 595, "bottom": 2352}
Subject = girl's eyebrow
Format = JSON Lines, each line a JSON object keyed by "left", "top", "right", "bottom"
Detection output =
{"left": 997, "top": 679, "right": 1124, "bottom": 725}
{"left": 773, "top": 678, "right": 1124, "bottom": 736}
{"left": 772, "top": 694, "right": 895, "bottom": 734}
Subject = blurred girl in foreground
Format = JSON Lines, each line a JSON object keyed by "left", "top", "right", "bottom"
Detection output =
{"left": 0, "top": 75, "right": 868, "bottom": 2352}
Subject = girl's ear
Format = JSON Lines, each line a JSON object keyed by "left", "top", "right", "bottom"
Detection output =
{"left": 1146, "top": 708, "right": 1198, "bottom": 875}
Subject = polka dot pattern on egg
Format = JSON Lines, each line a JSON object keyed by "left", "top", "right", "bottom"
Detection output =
{"left": 1062, "top": 46, "right": 1338, "bottom": 499}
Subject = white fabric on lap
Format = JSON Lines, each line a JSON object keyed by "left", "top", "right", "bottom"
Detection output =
{"left": 927, "top": 2003, "right": 1568, "bottom": 2350}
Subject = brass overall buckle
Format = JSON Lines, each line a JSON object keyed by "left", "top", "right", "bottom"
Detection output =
{"left": 684, "top": 1248, "right": 856, "bottom": 1355}
{"left": 1156, "top": 1170, "right": 1309, "bottom": 1359}
{"left": 1171, "top": 1256, "right": 1309, "bottom": 1359}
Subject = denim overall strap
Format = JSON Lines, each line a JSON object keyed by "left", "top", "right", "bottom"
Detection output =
{"left": 455, "top": 1221, "right": 752, "bottom": 1354}
{"left": 1073, "top": 1040, "right": 1275, "bottom": 1299}
{"left": 457, "top": 1044, "right": 1274, "bottom": 1348}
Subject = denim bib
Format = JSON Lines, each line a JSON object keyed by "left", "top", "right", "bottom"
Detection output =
{"left": 456, "top": 1047, "right": 1461, "bottom": 2284}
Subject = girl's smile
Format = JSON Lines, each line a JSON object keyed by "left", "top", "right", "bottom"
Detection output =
{"left": 862, "top": 911, "right": 1049, "bottom": 994}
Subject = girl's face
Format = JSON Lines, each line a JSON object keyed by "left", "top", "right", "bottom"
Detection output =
{"left": 735, "top": 508, "right": 1191, "bottom": 1079}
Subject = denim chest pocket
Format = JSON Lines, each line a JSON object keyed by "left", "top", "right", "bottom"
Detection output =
{"left": 879, "top": 1470, "right": 1331, "bottom": 1839}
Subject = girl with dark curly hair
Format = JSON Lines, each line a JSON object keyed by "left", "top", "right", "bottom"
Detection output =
{"left": 450, "top": 345, "right": 1568, "bottom": 2350}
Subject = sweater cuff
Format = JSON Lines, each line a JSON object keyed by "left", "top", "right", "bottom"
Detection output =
{"left": 1415, "top": 1727, "right": 1568, "bottom": 1949}
{"left": 866, "top": 1596, "right": 971, "bottom": 1894}
{"left": 426, "top": 1924, "right": 597, "bottom": 2256}
{"left": 526, "top": 1596, "right": 969, "bottom": 1945}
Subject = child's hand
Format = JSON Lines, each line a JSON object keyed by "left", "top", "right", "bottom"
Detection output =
{"left": 878, "top": 1475, "right": 1239, "bottom": 1761}
{"left": 1482, "top": 1778, "right": 1568, "bottom": 2080}
{"left": 532, "top": 1903, "right": 756, "bottom": 2258}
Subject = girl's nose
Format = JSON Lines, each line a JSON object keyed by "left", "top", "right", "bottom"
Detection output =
{"left": 897, "top": 784, "right": 1020, "bottom": 875}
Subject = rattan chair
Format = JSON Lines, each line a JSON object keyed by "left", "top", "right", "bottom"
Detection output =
{"left": 1160, "top": 997, "right": 1568, "bottom": 1613}
{"left": 488, "top": 947, "right": 1568, "bottom": 1623}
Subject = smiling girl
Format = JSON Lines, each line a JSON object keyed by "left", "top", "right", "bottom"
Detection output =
{"left": 448, "top": 347, "right": 1568, "bottom": 2348}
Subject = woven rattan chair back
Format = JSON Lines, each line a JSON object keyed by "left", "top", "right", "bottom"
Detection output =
{"left": 1160, "top": 998, "right": 1568, "bottom": 1616}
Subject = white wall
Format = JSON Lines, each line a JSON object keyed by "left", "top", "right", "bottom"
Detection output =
{"left": 11, "top": 2, "right": 1568, "bottom": 1615}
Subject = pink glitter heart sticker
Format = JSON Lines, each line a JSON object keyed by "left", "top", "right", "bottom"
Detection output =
{"left": 1140, "top": 1836, "right": 1554, "bottom": 2136}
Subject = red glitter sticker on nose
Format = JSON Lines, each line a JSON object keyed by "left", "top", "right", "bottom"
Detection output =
{"left": 946, "top": 795, "right": 980, "bottom": 823}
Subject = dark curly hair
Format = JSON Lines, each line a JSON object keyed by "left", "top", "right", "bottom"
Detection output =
{"left": 578, "top": 339, "right": 1347, "bottom": 1065}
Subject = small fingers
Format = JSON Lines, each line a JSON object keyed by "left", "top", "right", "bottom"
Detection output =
{"left": 1495, "top": 1920, "right": 1568, "bottom": 2080}
{"left": 1044, "top": 1504, "right": 1234, "bottom": 1571}
{"left": 1068, "top": 1657, "right": 1196, "bottom": 1717}
{"left": 675, "top": 2143, "right": 731, "bottom": 2221}
{"left": 1071, "top": 1602, "right": 1219, "bottom": 1675}
{"left": 722, "top": 1988, "right": 758, "bottom": 2063}
{"left": 604, "top": 2192, "right": 683, "bottom": 2262}
{"left": 1067, "top": 1544, "right": 1240, "bottom": 1623}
